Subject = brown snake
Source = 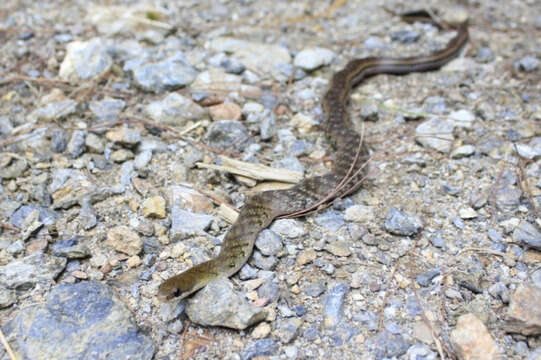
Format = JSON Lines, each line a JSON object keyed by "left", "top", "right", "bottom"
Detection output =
{"left": 158, "top": 11, "right": 469, "bottom": 301}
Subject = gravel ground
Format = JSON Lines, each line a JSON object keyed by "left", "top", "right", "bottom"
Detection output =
{"left": 0, "top": 0, "right": 540, "bottom": 359}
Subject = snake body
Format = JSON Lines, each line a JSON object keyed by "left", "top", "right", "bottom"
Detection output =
{"left": 158, "top": 11, "right": 469, "bottom": 301}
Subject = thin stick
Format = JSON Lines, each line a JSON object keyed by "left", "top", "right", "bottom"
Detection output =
{"left": 0, "top": 328, "right": 17, "bottom": 360}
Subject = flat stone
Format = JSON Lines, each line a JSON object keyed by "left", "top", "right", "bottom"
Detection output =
{"left": 505, "top": 284, "right": 541, "bottom": 335}
{"left": 384, "top": 207, "right": 423, "bottom": 236}
{"left": 296, "top": 249, "right": 317, "bottom": 265}
{"left": 110, "top": 149, "right": 134, "bottom": 162}
{"left": 170, "top": 206, "right": 214, "bottom": 241}
{"left": 512, "top": 221, "right": 541, "bottom": 250}
{"left": 144, "top": 93, "right": 207, "bottom": 126}
{"left": 0, "top": 253, "right": 66, "bottom": 290}
{"left": 324, "top": 241, "right": 351, "bottom": 257}
{"left": 106, "top": 225, "right": 142, "bottom": 255}
{"left": 5, "top": 281, "right": 154, "bottom": 359}
{"left": 415, "top": 117, "right": 455, "bottom": 153}
{"left": 105, "top": 126, "right": 141, "bottom": 146}
{"left": 185, "top": 277, "right": 267, "bottom": 330}
{"left": 323, "top": 283, "right": 349, "bottom": 328}
{"left": 270, "top": 219, "right": 305, "bottom": 238}
{"left": 51, "top": 236, "right": 91, "bottom": 259}
{"left": 459, "top": 207, "right": 478, "bottom": 219}
{"left": 204, "top": 120, "right": 250, "bottom": 151}
{"left": 251, "top": 322, "right": 271, "bottom": 339}
{"left": 451, "top": 145, "right": 476, "bottom": 158}
{"left": 449, "top": 109, "right": 475, "bottom": 129}
{"left": 208, "top": 102, "right": 242, "bottom": 121}
{"left": 0, "top": 287, "right": 16, "bottom": 309}
{"left": 344, "top": 204, "right": 375, "bottom": 223}
{"left": 89, "top": 97, "right": 125, "bottom": 122}
{"left": 450, "top": 313, "right": 501, "bottom": 360}
{"left": 255, "top": 229, "right": 283, "bottom": 256}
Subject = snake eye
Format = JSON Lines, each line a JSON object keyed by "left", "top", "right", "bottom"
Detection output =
{"left": 173, "top": 288, "right": 182, "bottom": 297}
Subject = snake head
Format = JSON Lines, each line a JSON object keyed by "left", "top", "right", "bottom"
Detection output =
{"left": 157, "top": 279, "right": 183, "bottom": 302}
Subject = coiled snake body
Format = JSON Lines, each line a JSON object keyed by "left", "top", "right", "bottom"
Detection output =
{"left": 158, "top": 11, "right": 469, "bottom": 301}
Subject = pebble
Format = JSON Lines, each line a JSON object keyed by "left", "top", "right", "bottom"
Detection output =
{"left": 271, "top": 219, "right": 305, "bottom": 238}
{"left": 505, "top": 284, "right": 541, "bottom": 335}
{"left": 512, "top": 221, "right": 541, "bottom": 250}
{"left": 89, "top": 97, "right": 125, "bottom": 122}
{"left": 51, "top": 236, "right": 91, "bottom": 259}
{"left": 251, "top": 322, "right": 271, "bottom": 339}
{"left": 255, "top": 229, "right": 283, "bottom": 256}
{"left": 85, "top": 133, "right": 105, "bottom": 153}
{"left": 253, "top": 251, "right": 277, "bottom": 270}
{"left": 494, "top": 185, "right": 522, "bottom": 212}
{"left": 208, "top": 102, "right": 242, "bottom": 121}
{"left": 323, "top": 283, "right": 349, "bottom": 328}
{"left": 240, "top": 338, "right": 278, "bottom": 360}
{"left": 476, "top": 47, "right": 495, "bottom": 63}
{"left": 110, "top": 148, "right": 134, "bottom": 162}
{"left": 360, "top": 102, "right": 379, "bottom": 121}
{"left": 275, "top": 317, "right": 303, "bottom": 343}
{"left": 344, "top": 204, "right": 375, "bottom": 223}
{"left": 384, "top": 207, "right": 423, "bottom": 236}
{"left": 371, "top": 330, "right": 409, "bottom": 358}
{"left": 314, "top": 210, "right": 345, "bottom": 232}
{"left": 239, "top": 264, "right": 258, "bottom": 280}
{"left": 144, "top": 92, "right": 207, "bottom": 126}
{"left": 293, "top": 47, "right": 335, "bottom": 71}
{"left": 0, "top": 287, "right": 16, "bottom": 309}
{"left": 0, "top": 154, "right": 28, "bottom": 179}
{"left": 488, "top": 282, "right": 510, "bottom": 303}
{"left": 5, "top": 281, "right": 154, "bottom": 359}
{"left": 451, "top": 144, "right": 476, "bottom": 158}
{"left": 296, "top": 249, "right": 317, "bottom": 265}
{"left": 29, "top": 99, "right": 78, "bottom": 121}
{"left": 170, "top": 206, "right": 214, "bottom": 240}
{"left": 185, "top": 277, "right": 267, "bottom": 330}
{"left": 449, "top": 109, "right": 475, "bottom": 129}
{"left": 324, "top": 241, "right": 351, "bottom": 257}
{"left": 0, "top": 253, "right": 66, "bottom": 290}
{"left": 67, "top": 130, "right": 86, "bottom": 158}
{"left": 406, "top": 344, "right": 437, "bottom": 360}
{"left": 205, "top": 120, "right": 250, "bottom": 151}
{"left": 514, "top": 56, "right": 540, "bottom": 72}
{"left": 141, "top": 196, "right": 166, "bottom": 219}
{"left": 259, "top": 111, "right": 276, "bottom": 140}
{"left": 415, "top": 117, "right": 455, "bottom": 153}
{"left": 168, "top": 185, "right": 213, "bottom": 213}
{"left": 59, "top": 38, "right": 113, "bottom": 81}
{"left": 459, "top": 207, "right": 478, "bottom": 219}
{"left": 124, "top": 54, "right": 197, "bottom": 93}
{"left": 290, "top": 112, "right": 317, "bottom": 135}
{"left": 134, "top": 150, "right": 153, "bottom": 169}
{"left": 106, "top": 225, "right": 142, "bottom": 255}
{"left": 390, "top": 29, "right": 420, "bottom": 43}
{"left": 105, "top": 126, "right": 141, "bottom": 147}
{"left": 450, "top": 313, "right": 501, "bottom": 360}
{"left": 416, "top": 268, "right": 441, "bottom": 287}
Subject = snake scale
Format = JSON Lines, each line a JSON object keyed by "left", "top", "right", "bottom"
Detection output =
{"left": 158, "top": 10, "right": 469, "bottom": 301}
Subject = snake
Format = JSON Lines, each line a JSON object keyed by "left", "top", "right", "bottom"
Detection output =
{"left": 158, "top": 10, "right": 469, "bottom": 301}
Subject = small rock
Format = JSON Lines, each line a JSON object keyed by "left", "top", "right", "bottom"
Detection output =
{"left": 451, "top": 145, "right": 476, "bottom": 159}
{"left": 371, "top": 330, "right": 409, "bottom": 358}
{"left": 488, "top": 282, "right": 510, "bottom": 303}
{"left": 459, "top": 207, "right": 477, "bottom": 219}
{"left": 449, "top": 109, "right": 475, "bottom": 129}
{"left": 51, "top": 236, "right": 91, "bottom": 259}
{"left": 255, "top": 229, "right": 283, "bottom": 256}
{"left": 0, "top": 253, "right": 66, "bottom": 290}
{"left": 205, "top": 120, "right": 250, "bottom": 151}
{"left": 134, "top": 150, "right": 152, "bottom": 169}
{"left": 415, "top": 117, "right": 455, "bottom": 153}
{"left": 323, "top": 283, "right": 349, "bottom": 328}
{"left": 124, "top": 54, "right": 197, "bottom": 93}
{"left": 252, "top": 251, "right": 277, "bottom": 270}
{"left": 240, "top": 338, "right": 278, "bottom": 360}
{"left": 416, "top": 268, "right": 441, "bottom": 287}
{"left": 59, "top": 38, "right": 113, "bottom": 81}
{"left": 0, "top": 287, "right": 16, "bottom": 308}
{"left": 450, "top": 313, "right": 501, "bottom": 360}
{"left": 290, "top": 113, "right": 317, "bottom": 135}
{"left": 106, "top": 225, "right": 142, "bottom": 255}
{"left": 324, "top": 241, "right": 351, "bottom": 257}
{"left": 185, "top": 277, "right": 267, "bottom": 330}
{"left": 67, "top": 130, "right": 86, "bottom": 158}
{"left": 251, "top": 322, "right": 271, "bottom": 339}
{"left": 110, "top": 148, "right": 134, "bottom": 162}
{"left": 208, "top": 102, "right": 242, "bottom": 121}
{"left": 314, "top": 210, "right": 345, "bottom": 232}
{"left": 293, "top": 47, "right": 335, "bottom": 71}
{"left": 145, "top": 93, "right": 207, "bottom": 126}
{"left": 141, "top": 196, "right": 166, "bottom": 219}
{"left": 271, "top": 219, "right": 305, "bottom": 238}
{"left": 344, "top": 204, "right": 375, "bottom": 223}
{"left": 5, "top": 281, "right": 154, "bottom": 359}
{"left": 514, "top": 56, "right": 540, "bottom": 72}
{"left": 105, "top": 126, "right": 141, "bottom": 146}
{"left": 476, "top": 47, "right": 494, "bottom": 63}
{"left": 275, "top": 318, "right": 303, "bottom": 343}
{"left": 384, "top": 207, "right": 423, "bottom": 236}
{"left": 505, "top": 284, "right": 541, "bottom": 335}
{"left": 512, "top": 221, "right": 541, "bottom": 250}
{"left": 0, "top": 154, "right": 28, "bottom": 179}
{"left": 360, "top": 103, "right": 379, "bottom": 122}
{"left": 391, "top": 29, "right": 420, "bottom": 43}
{"left": 297, "top": 249, "right": 317, "bottom": 265}
{"left": 84, "top": 133, "right": 105, "bottom": 153}
{"left": 89, "top": 97, "right": 125, "bottom": 122}
{"left": 170, "top": 206, "right": 214, "bottom": 240}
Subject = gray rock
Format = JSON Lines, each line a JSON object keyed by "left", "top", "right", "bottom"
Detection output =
{"left": 451, "top": 144, "right": 476, "bottom": 158}
{"left": 259, "top": 111, "right": 276, "bottom": 140}
{"left": 512, "top": 221, "right": 541, "bottom": 250}
{"left": 0, "top": 253, "right": 66, "bottom": 290}
{"left": 406, "top": 343, "right": 437, "bottom": 360}
{"left": 124, "top": 54, "right": 197, "bottom": 93}
{"left": 476, "top": 47, "right": 495, "bottom": 63}
{"left": 0, "top": 287, "right": 16, "bottom": 308}
{"left": 360, "top": 102, "right": 379, "bottom": 121}
{"left": 255, "top": 229, "right": 283, "bottom": 256}
{"left": 252, "top": 251, "right": 277, "bottom": 270}
{"left": 170, "top": 206, "right": 214, "bottom": 240}
{"left": 205, "top": 120, "right": 250, "bottom": 151}
{"left": 241, "top": 339, "right": 278, "bottom": 360}
{"left": 314, "top": 210, "right": 345, "bottom": 232}
{"left": 50, "top": 128, "right": 68, "bottom": 152}
{"left": 29, "top": 99, "right": 78, "bottom": 121}
{"left": 276, "top": 318, "right": 302, "bottom": 343}
{"left": 293, "top": 47, "right": 335, "bottom": 71}
{"left": 371, "top": 330, "right": 409, "bottom": 359}
{"left": 323, "top": 283, "right": 349, "bottom": 328}
{"left": 84, "top": 133, "right": 105, "bottom": 153}
{"left": 158, "top": 298, "right": 186, "bottom": 322}
{"left": 270, "top": 219, "right": 305, "bottom": 238}
{"left": 144, "top": 92, "right": 206, "bottom": 126}
{"left": 494, "top": 185, "right": 522, "bottom": 211}
{"left": 415, "top": 117, "right": 455, "bottom": 153}
{"left": 391, "top": 29, "right": 420, "bottom": 43}
{"left": 67, "top": 130, "right": 86, "bottom": 158}
{"left": 239, "top": 264, "right": 258, "bottom": 280}
{"left": 514, "top": 56, "right": 540, "bottom": 72}
{"left": 0, "top": 115, "right": 13, "bottom": 135}
{"left": 422, "top": 96, "right": 447, "bottom": 114}
{"left": 429, "top": 231, "right": 445, "bottom": 248}
{"left": 5, "top": 281, "right": 154, "bottom": 359}
{"left": 488, "top": 282, "right": 510, "bottom": 303}
{"left": 89, "top": 97, "right": 125, "bottom": 122}
{"left": 384, "top": 207, "right": 423, "bottom": 236}
{"left": 51, "top": 236, "right": 91, "bottom": 259}
{"left": 272, "top": 157, "right": 304, "bottom": 173}
{"left": 416, "top": 268, "right": 441, "bottom": 287}
{"left": 0, "top": 153, "right": 28, "bottom": 179}
{"left": 304, "top": 281, "right": 326, "bottom": 297}
{"left": 7, "top": 240, "right": 24, "bottom": 255}
{"left": 134, "top": 150, "right": 152, "bottom": 170}
{"left": 185, "top": 277, "right": 266, "bottom": 330}
{"left": 258, "top": 279, "right": 280, "bottom": 303}
{"left": 59, "top": 38, "right": 113, "bottom": 81}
